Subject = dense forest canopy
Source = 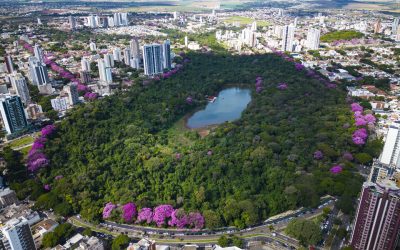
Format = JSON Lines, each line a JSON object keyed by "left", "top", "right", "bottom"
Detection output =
{"left": 21, "top": 52, "right": 379, "bottom": 228}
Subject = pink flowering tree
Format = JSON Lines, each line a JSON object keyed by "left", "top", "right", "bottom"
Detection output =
{"left": 103, "top": 202, "right": 117, "bottom": 219}
{"left": 351, "top": 103, "right": 363, "bottom": 112}
{"left": 313, "top": 150, "right": 323, "bottom": 160}
{"left": 168, "top": 209, "right": 189, "bottom": 228}
{"left": 121, "top": 202, "right": 137, "bottom": 223}
{"left": 188, "top": 212, "right": 205, "bottom": 229}
{"left": 330, "top": 165, "right": 343, "bottom": 174}
{"left": 153, "top": 205, "right": 174, "bottom": 227}
{"left": 137, "top": 208, "right": 153, "bottom": 224}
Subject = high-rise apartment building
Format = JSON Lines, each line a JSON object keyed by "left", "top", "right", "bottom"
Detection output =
{"left": 162, "top": 40, "right": 172, "bottom": 70}
{"left": 306, "top": 28, "right": 321, "bottom": 50}
{"left": 89, "top": 42, "right": 97, "bottom": 52}
{"left": 350, "top": 181, "right": 400, "bottom": 250}
{"left": 33, "top": 44, "right": 44, "bottom": 63}
{"left": 374, "top": 19, "right": 382, "bottom": 34}
{"left": 64, "top": 83, "right": 79, "bottom": 106}
{"left": 97, "top": 59, "right": 113, "bottom": 84}
{"left": 143, "top": 44, "right": 163, "bottom": 76}
{"left": 113, "top": 48, "right": 122, "bottom": 62}
{"left": 123, "top": 48, "right": 131, "bottom": 66}
{"left": 104, "top": 54, "right": 114, "bottom": 68}
{"left": 281, "top": 25, "right": 295, "bottom": 52}
{"left": 130, "top": 38, "right": 140, "bottom": 58}
{"left": 87, "top": 15, "right": 97, "bottom": 28}
{"left": 0, "top": 95, "right": 28, "bottom": 135}
{"left": 69, "top": 16, "right": 76, "bottom": 30}
{"left": 4, "top": 55, "right": 14, "bottom": 74}
{"left": 28, "top": 57, "right": 50, "bottom": 86}
{"left": 80, "top": 70, "right": 91, "bottom": 84}
{"left": 81, "top": 58, "right": 91, "bottom": 72}
{"left": 9, "top": 73, "right": 30, "bottom": 105}
{"left": 1, "top": 218, "right": 36, "bottom": 250}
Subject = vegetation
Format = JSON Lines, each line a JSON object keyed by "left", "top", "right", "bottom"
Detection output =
{"left": 112, "top": 234, "right": 130, "bottom": 250}
{"left": 285, "top": 219, "right": 322, "bottom": 246}
{"left": 223, "top": 16, "right": 269, "bottom": 27}
{"left": 320, "top": 30, "right": 364, "bottom": 43}
{"left": 42, "top": 223, "right": 75, "bottom": 248}
{"left": 20, "top": 52, "right": 379, "bottom": 228}
{"left": 217, "top": 235, "right": 243, "bottom": 248}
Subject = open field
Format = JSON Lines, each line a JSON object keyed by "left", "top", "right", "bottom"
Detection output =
{"left": 223, "top": 16, "right": 269, "bottom": 27}
{"left": 343, "top": 0, "right": 400, "bottom": 13}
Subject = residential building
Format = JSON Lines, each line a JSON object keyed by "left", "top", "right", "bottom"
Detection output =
{"left": 1, "top": 217, "right": 36, "bottom": 250}
{"left": 143, "top": 44, "right": 163, "bottom": 76}
{"left": 28, "top": 57, "right": 50, "bottom": 86}
{"left": 97, "top": 59, "right": 112, "bottom": 84}
{"left": 0, "top": 95, "right": 28, "bottom": 134}
{"left": 113, "top": 48, "right": 122, "bottom": 62}
{"left": 33, "top": 44, "right": 44, "bottom": 63}
{"left": 50, "top": 97, "right": 69, "bottom": 111}
{"left": 104, "top": 54, "right": 114, "bottom": 68}
{"left": 4, "top": 55, "right": 14, "bottom": 74}
{"left": 379, "top": 123, "right": 400, "bottom": 169}
{"left": 123, "top": 48, "right": 131, "bottom": 66}
{"left": 306, "top": 28, "right": 320, "bottom": 50}
{"left": 64, "top": 83, "right": 79, "bottom": 106}
{"left": 130, "top": 38, "right": 140, "bottom": 58}
{"left": 350, "top": 181, "right": 400, "bottom": 250}
{"left": 80, "top": 70, "right": 91, "bottom": 84}
{"left": 25, "top": 104, "right": 44, "bottom": 120}
{"left": 69, "top": 16, "right": 76, "bottom": 30}
{"left": 9, "top": 73, "right": 30, "bottom": 105}
{"left": 89, "top": 42, "right": 97, "bottom": 52}
{"left": 281, "top": 25, "right": 295, "bottom": 52}
{"left": 81, "top": 58, "right": 91, "bottom": 72}
{"left": 162, "top": 40, "right": 172, "bottom": 70}
{"left": 87, "top": 15, "right": 97, "bottom": 28}
{"left": 0, "top": 188, "right": 18, "bottom": 207}
{"left": 392, "top": 17, "right": 399, "bottom": 35}
{"left": 374, "top": 19, "right": 382, "bottom": 34}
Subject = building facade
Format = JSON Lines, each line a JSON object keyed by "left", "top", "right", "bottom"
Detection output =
{"left": 143, "top": 44, "right": 163, "bottom": 76}
{"left": 0, "top": 95, "right": 28, "bottom": 134}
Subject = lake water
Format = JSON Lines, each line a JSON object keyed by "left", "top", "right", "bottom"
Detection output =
{"left": 186, "top": 87, "right": 251, "bottom": 129}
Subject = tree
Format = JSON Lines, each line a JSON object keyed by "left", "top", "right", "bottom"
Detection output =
{"left": 354, "top": 153, "right": 372, "bottom": 165}
{"left": 217, "top": 236, "right": 229, "bottom": 247}
{"left": 203, "top": 210, "right": 221, "bottom": 229}
{"left": 112, "top": 234, "right": 130, "bottom": 250}
{"left": 231, "top": 236, "right": 244, "bottom": 248}
{"left": 285, "top": 219, "right": 322, "bottom": 246}
{"left": 42, "top": 232, "right": 58, "bottom": 248}
{"left": 82, "top": 228, "right": 93, "bottom": 236}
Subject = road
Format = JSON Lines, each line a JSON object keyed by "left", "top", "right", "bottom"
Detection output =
{"left": 68, "top": 198, "right": 336, "bottom": 248}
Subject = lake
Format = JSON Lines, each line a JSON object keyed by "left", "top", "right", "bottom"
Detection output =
{"left": 186, "top": 87, "right": 251, "bottom": 129}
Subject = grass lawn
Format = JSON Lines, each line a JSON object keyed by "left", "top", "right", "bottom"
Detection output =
{"left": 6, "top": 135, "right": 36, "bottom": 149}
{"left": 223, "top": 16, "right": 269, "bottom": 27}
{"left": 167, "top": 116, "right": 194, "bottom": 147}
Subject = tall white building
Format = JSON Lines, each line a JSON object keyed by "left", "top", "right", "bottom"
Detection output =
{"left": 9, "top": 73, "right": 30, "bottom": 105}
{"left": 281, "top": 25, "right": 295, "bottom": 52}
{"left": 162, "top": 40, "right": 172, "bottom": 70}
{"left": 123, "top": 48, "right": 131, "bottom": 66}
{"left": 28, "top": 57, "right": 50, "bottom": 86}
{"left": 306, "top": 28, "right": 320, "bottom": 50}
{"left": 113, "top": 48, "right": 122, "bottom": 62}
{"left": 113, "top": 13, "right": 128, "bottom": 27}
{"left": 89, "top": 42, "right": 97, "bottom": 52}
{"left": 250, "top": 21, "right": 257, "bottom": 31}
{"left": 51, "top": 97, "right": 69, "bottom": 111}
{"left": 104, "top": 53, "right": 114, "bottom": 68}
{"left": 87, "top": 15, "right": 97, "bottom": 28}
{"left": 173, "top": 11, "right": 178, "bottom": 20}
{"left": 81, "top": 58, "right": 91, "bottom": 72}
{"left": 130, "top": 38, "right": 140, "bottom": 58}
{"left": 33, "top": 44, "right": 44, "bottom": 63}
{"left": 97, "top": 59, "right": 113, "bottom": 84}
{"left": 143, "top": 44, "right": 163, "bottom": 76}
{"left": 1, "top": 217, "right": 36, "bottom": 250}
{"left": 64, "top": 83, "right": 80, "bottom": 106}
{"left": 379, "top": 124, "right": 400, "bottom": 169}
{"left": 392, "top": 17, "right": 399, "bottom": 35}
{"left": 241, "top": 28, "right": 257, "bottom": 47}
{"left": 69, "top": 16, "right": 76, "bottom": 30}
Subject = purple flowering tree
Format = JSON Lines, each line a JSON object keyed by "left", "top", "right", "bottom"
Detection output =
{"left": 137, "top": 208, "right": 153, "bottom": 224}
{"left": 168, "top": 209, "right": 189, "bottom": 228}
{"left": 121, "top": 202, "right": 137, "bottom": 223}
{"left": 277, "top": 83, "right": 288, "bottom": 90}
{"left": 351, "top": 103, "right": 363, "bottom": 112}
{"left": 330, "top": 165, "right": 343, "bottom": 174}
{"left": 153, "top": 205, "right": 174, "bottom": 227}
{"left": 188, "top": 212, "right": 205, "bottom": 229}
{"left": 103, "top": 202, "right": 117, "bottom": 219}
{"left": 313, "top": 150, "right": 323, "bottom": 160}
